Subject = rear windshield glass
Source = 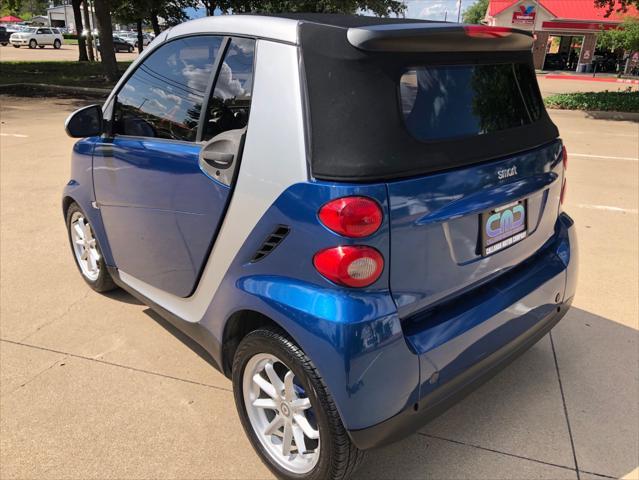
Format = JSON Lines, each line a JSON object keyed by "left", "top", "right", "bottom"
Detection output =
{"left": 400, "top": 63, "right": 543, "bottom": 141}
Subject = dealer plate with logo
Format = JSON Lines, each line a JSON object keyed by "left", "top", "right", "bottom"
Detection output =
{"left": 481, "top": 200, "right": 527, "bottom": 256}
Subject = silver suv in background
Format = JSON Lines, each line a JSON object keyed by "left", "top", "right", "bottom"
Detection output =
{"left": 10, "top": 27, "right": 63, "bottom": 49}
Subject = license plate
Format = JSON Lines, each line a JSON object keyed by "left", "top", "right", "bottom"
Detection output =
{"left": 481, "top": 199, "right": 527, "bottom": 256}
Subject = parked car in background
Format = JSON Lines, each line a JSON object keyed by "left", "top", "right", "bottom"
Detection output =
{"left": 119, "top": 32, "right": 153, "bottom": 46}
{"left": 62, "top": 14, "right": 577, "bottom": 480}
{"left": 0, "top": 26, "right": 10, "bottom": 46}
{"left": 10, "top": 27, "right": 63, "bottom": 49}
{"left": 96, "top": 36, "right": 134, "bottom": 53}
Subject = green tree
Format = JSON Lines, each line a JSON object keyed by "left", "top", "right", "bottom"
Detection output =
{"left": 597, "top": 17, "right": 639, "bottom": 73}
{"left": 71, "top": 0, "right": 89, "bottom": 61}
{"left": 462, "top": 0, "right": 488, "bottom": 24}
{"left": 594, "top": 0, "right": 639, "bottom": 17}
{"left": 94, "top": 0, "right": 118, "bottom": 82}
{"left": 208, "top": 0, "right": 405, "bottom": 16}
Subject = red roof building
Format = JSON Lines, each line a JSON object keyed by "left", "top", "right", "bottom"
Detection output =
{"left": 485, "top": 0, "right": 638, "bottom": 71}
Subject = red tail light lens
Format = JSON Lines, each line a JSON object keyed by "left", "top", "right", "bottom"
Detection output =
{"left": 319, "top": 196, "right": 383, "bottom": 238}
{"left": 562, "top": 145, "right": 568, "bottom": 170}
{"left": 464, "top": 26, "right": 513, "bottom": 38}
{"left": 313, "top": 246, "right": 384, "bottom": 288}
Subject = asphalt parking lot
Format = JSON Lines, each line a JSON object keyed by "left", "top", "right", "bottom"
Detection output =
{"left": 0, "top": 94, "right": 637, "bottom": 479}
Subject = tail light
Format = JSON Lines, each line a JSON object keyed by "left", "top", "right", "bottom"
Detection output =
{"left": 319, "top": 196, "right": 382, "bottom": 238}
{"left": 464, "top": 26, "right": 513, "bottom": 38}
{"left": 562, "top": 145, "right": 568, "bottom": 170}
{"left": 313, "top": 246, "right": 384, "bottom": 288}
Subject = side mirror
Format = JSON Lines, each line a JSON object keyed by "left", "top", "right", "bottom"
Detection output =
{"left": 65, "top": 104, "right": 103, "bottom": 138}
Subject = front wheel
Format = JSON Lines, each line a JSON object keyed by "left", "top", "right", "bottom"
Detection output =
{"left": 53, "top": 39, "right": 61, "bottom": 49}
{"left": 12, "top": 44, "right": 19, "bottom": 48}
{"left": 29, "top": 39, "right": 36, "bottom": 49}
{"left": 66, "top": 202, "right": 117, "bottom": 293}
{"left": 127, "top": 45, "right": 133, "bottom": 53}
{"left": 233, "top": 328, "right": 365, "bottom": 480}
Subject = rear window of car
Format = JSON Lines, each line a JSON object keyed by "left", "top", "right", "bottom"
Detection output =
{"left": 400, "top": 63, "right": 543, "bottom": 142}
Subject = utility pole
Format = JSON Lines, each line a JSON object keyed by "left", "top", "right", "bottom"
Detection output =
{"left": 457, "top": 0, "right": 463, "bottom": 23}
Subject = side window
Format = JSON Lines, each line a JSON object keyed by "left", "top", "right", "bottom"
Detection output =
{"left": 202, "top": 37, "right": 255, "bottom": 142}
{"left": 37, "top": 29, "right": 45, "bottom": 34}
{"left": 113, "top": 36, "right": 223, "bottom": 142}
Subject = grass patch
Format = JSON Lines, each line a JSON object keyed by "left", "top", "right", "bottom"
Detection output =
{"left": 0, "top": 61, "right": 132, "bottom": 88}
{"left": 544, "top": 90, "right": 639, "bottom": 112}
{"left": 64, "top": 39, "right": 78, "bottom": 45}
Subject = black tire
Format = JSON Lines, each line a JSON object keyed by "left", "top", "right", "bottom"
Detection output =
{"left": 29, "top": 39, "right": 36, "bottom": 49}
{"left": 127, "top": 45, "right": 133, "bottom": 53}
{"left": 65, "top": 202, "right": 117, "bottom": 293}
{"left": 53, "top": 39, "right": 61, "bottom": 49}
{"left": 233, "top": 328, "right": 365, "bottom": 480}
{"left": 12, "top": 44, "right": 19, "bottom": 48}
{"left": 1, "top": 42, "right": 7, "bottom": 46}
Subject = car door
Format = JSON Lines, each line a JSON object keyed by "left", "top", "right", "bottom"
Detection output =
{"left": 36, "top": 28, "right": 46, "bottom": 44}
{"left": 93, "top": 36, "right": 256, "bottom": 297}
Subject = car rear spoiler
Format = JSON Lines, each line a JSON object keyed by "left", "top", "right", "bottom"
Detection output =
{"left": 347, "top": 23, "right": 533, "bottom": 53}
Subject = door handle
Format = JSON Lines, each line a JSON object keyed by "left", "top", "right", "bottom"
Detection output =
{"left": 202, "top": 151, "right": 234, "bottom": 169}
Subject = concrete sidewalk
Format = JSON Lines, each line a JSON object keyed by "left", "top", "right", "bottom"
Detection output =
{"left": 0, "top": 96, "right": 637, "bottom": 479}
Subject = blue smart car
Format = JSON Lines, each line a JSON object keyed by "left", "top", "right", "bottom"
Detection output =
{"left": 63, "top": 14, "right": 578, "bottom": 480}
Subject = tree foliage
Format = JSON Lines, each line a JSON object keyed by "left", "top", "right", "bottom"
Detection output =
{"left": 462, "top": 0, "right": 488, "bottom": 24}
{"left": 597, "top": 17, "right": 639, "bottom": 52}
{"left": 200, "top": 0, "right": 405, "bottom": 16}
{"left": 594, "top": 0, "right": 639, "bottom": 17}
{"left": 0, "top": 0, "right": 49, "bottom": 17}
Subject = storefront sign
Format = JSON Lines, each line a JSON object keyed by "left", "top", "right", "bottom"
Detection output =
{"left": 512, "top": 5, "right": 536, "bottom": 25}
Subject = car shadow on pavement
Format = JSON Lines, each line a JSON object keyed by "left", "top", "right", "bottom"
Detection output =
{"left": 142, "top": 307, "right": 222, "bottom": 372}
{"left": 102, "top": 288, "right": 143, "bottom": 305}
{"left": 351, "top": 307, "right": 638, "bottom": 480}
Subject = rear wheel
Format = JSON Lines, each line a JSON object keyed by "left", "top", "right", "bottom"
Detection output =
{"left": 66, "top": 202, "right": 117, "bottom": 293}
{"left": 1, "top": 42, "right": 7, "bottom": 46}
{"left": 29, "top": 39, "right": 36, "bottom": 49}
{"left": 233, "top": 328, "right": 365, "bottom": 480}
{"left": 53, "top": 39, "right": 61, "bottom": 49}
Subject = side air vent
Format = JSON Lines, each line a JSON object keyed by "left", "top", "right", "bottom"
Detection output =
{"left": 251, "top": 226, "right": 290, "bottom": 263}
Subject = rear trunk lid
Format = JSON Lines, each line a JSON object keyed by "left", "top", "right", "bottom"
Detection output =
{"left": 387, "top": 141, "right": 564, "bottom": 318}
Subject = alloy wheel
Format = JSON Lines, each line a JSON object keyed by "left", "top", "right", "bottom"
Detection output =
{"left": 243, "top": 353, "right": 320, "bottom": 474}
{"left": 70, "top": 211, "right": 101, "bottom": 281}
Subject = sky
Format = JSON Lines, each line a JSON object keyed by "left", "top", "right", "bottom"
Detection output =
{"left": 185, "top": 1, "right": 474, "bottom": 22}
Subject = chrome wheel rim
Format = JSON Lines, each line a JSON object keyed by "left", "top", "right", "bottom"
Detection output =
{"left": 70, "top": 211, "right": 100, "bottom": 281}
{"left": 243, "top": 353, "right": 320, "bottom": 474}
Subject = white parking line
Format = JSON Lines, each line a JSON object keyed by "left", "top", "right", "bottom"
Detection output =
{"left": 571, "top": 153, "right": 638, "bottom": 162}
{"left": 0, "top": 133, "right": 29, "bottom": 138}
{"left": 576, "top": 204, "right": 638, "bottom": 214}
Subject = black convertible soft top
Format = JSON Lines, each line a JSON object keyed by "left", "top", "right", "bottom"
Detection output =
{"left": 264, "top": 14, "right": 559, "bottom": 182}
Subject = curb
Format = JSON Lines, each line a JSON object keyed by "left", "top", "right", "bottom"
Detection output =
{"left": 542, "top": 74, "right": 639, "bottom": 85}
{"left": 547, "top": 108, "right": 639, "bottom": 121}
{"left": 0, "top": 83, "right": 110, "bottom": 96}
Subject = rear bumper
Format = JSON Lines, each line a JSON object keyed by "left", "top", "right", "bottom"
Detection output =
{"left": 349, "top": 297, "right": 571, "bottom": 450}
{"left": 348, "top": 212, "right": 578, "bottom": 449}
